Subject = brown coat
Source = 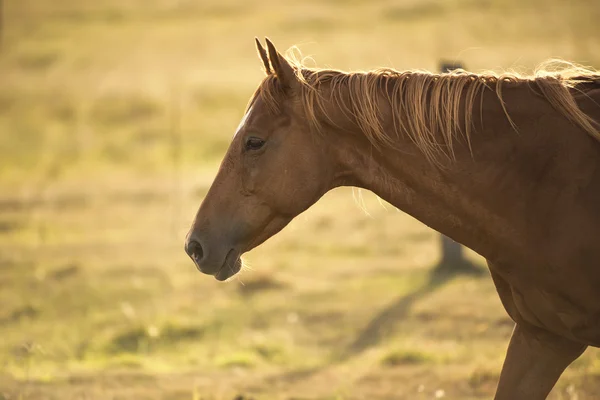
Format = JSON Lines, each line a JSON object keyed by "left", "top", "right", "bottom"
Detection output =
{"left": 186, "top": 38, "right": 600, "bottom": 399}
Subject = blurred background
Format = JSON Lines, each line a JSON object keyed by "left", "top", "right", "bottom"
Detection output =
{"left": 1, "top": 0, "right": 600, "bottom": 399}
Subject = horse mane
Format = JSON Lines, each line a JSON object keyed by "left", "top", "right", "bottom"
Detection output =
{"left": 254, "top": 50, "right": 600, "bottom": 164}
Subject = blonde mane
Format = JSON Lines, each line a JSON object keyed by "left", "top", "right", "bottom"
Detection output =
{"left": 255, "top": 52, "right": 600, "bottom": 164}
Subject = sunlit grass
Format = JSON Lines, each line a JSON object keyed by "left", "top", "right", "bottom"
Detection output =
{"left": 1, "top": 0, "right": 600, "bottom": 399}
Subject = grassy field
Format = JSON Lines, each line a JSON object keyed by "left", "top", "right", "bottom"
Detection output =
{"left": 1, "top": 0, "right": 600, "bottom": 399}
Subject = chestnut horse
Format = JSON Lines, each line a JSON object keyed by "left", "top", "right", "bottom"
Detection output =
{"left": 185, "top": 38, "right": 600, "bottom": 399}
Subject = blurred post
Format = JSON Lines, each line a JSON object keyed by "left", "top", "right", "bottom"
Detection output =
{"left": 439, "top": 61, "right": 464, "bottom": 74}
{"left": 438, "top": 61, "right": 467, "bottom": 269}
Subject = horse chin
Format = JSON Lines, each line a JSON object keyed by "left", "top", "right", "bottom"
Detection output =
{"left": 214, "top": 250, "right": 242, "bottom": 281}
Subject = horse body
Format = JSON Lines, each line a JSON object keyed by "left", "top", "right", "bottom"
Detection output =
{"left": 476, "top": 85, "right": 600, "bottom": 347}
{"left": 332, "top": 79, "right": 600, "bottom": 346}
{"left": 185, "top": 39, "right": 600, "bottom": 398}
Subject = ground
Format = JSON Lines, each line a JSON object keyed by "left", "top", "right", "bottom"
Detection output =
{"left": 1, "top": 0, "right": 600, "bottom": 399}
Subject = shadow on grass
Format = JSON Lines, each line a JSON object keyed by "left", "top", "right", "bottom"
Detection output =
{"left": 264, "top": 258, "right": 486, "bottom": 385}
{"left": 337, "top": 258, "right": 485, "bottom": 360}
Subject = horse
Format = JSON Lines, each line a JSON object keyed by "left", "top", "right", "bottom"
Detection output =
{"left": 185, "top": 38, "right": 600, "bottom": 399}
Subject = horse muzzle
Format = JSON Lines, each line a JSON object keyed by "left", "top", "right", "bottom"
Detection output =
{"left": 184, "top": 237, "right": 242, "bottom": 281}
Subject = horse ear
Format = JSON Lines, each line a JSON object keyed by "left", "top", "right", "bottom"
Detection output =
{"left": 264, "top": 37, "right": 297, "bottom": 89}
{"left": 255, "top": 37, "right": 271, "bottom": 75}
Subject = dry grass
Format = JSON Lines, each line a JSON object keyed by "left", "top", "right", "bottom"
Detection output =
{"left": 1, "top": 0, "right": 600, "bottom": 399}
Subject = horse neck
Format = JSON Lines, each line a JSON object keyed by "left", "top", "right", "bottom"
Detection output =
{"left": 327, "top": 82, "right": 554, "bottom": 264}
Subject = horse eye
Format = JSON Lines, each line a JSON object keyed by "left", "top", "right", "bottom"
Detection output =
{"left": 245, "top": 137, "right": 265, "bottom": 151}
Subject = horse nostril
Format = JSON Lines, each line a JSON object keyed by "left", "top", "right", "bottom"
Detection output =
{"left": 185, "top": 239, "right": 204, "bottom": 263}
